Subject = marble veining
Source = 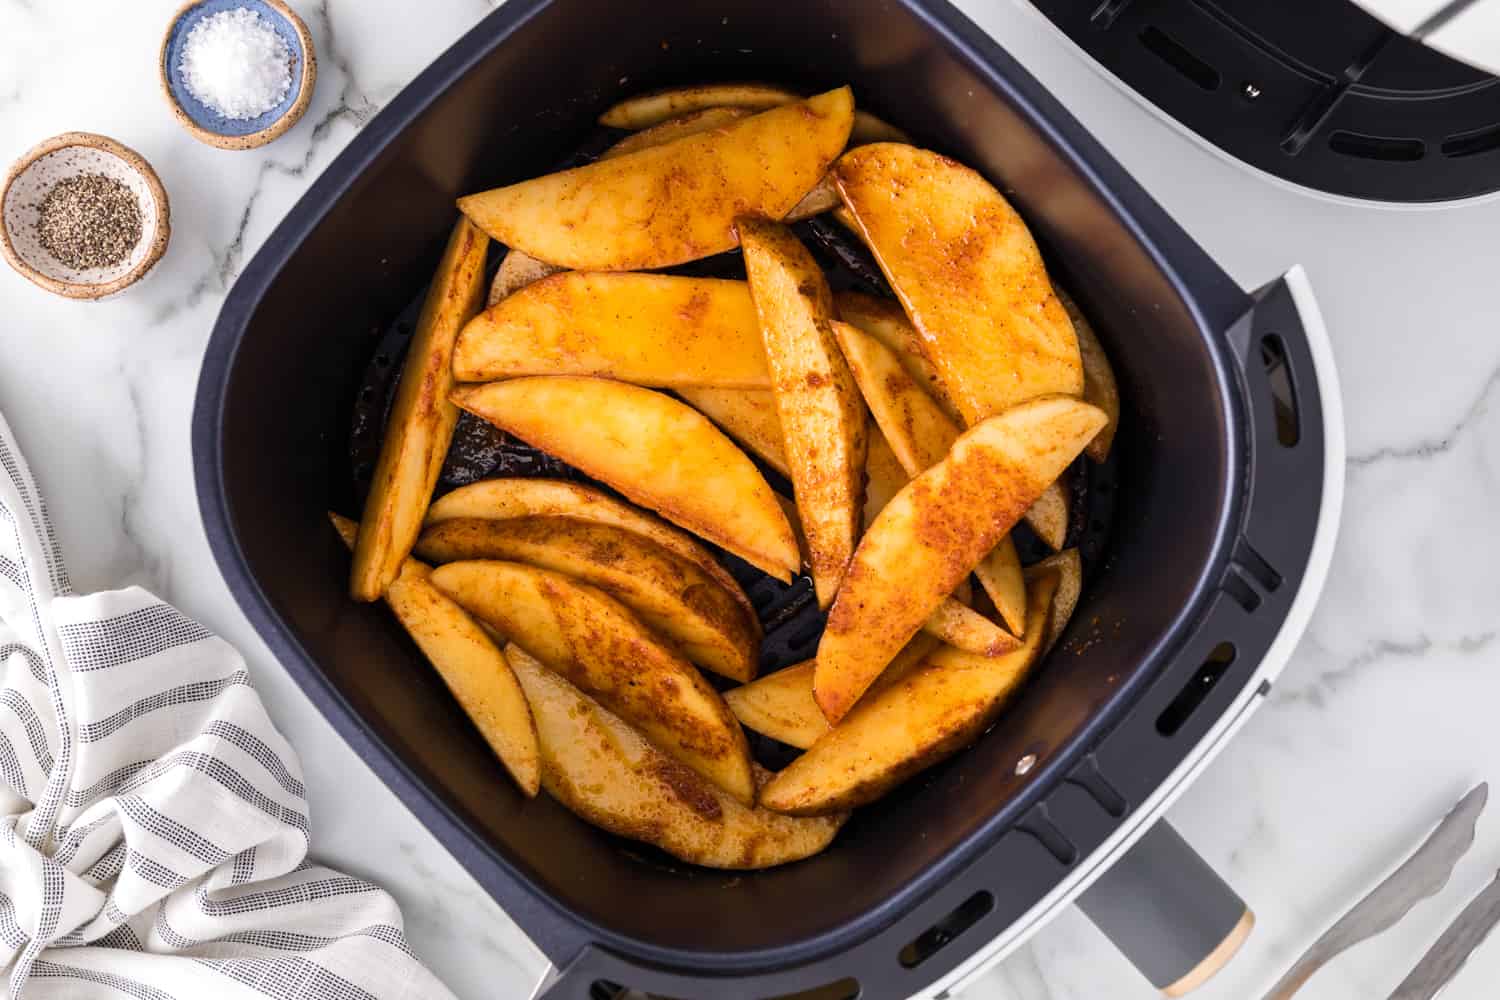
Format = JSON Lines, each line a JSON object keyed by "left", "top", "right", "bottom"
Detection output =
{"left": 4, "top": 1, "right": 1500, "bottom": 998}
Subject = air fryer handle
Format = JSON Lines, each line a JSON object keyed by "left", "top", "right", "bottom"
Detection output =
{"left": 1077, "top": 820, "right": 1254, "bottom": 996}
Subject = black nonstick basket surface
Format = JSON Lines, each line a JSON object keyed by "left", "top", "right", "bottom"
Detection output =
{"left": 192, "top": 2, "right": 1328, "bottom": 997}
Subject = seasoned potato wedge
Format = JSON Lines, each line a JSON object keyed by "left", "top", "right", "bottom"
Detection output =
{"left": 424, "top": 477, "right": 755, "bottom": 625}
{"left": 833, "top": 143, "right": 1082, "bottom": 426}
{"left": 329, "top": 514, "right": 538, "bottom": 795}
{"left": 350, "top": 218, "right": 488, "bottom": 601}
{"left": 677, "top": 388, "right": 789, "bottom": 479}
{"left": 600, "top": 84, "right": 904, "bottom": 146}
{"left": 925, "top": 598, "right": 1021, "bottom": 657}
{"left": 741, "top": 219, "right": 866, "bottom": 608}
{"left": 416, "top": 517, "right": 758, "bottom": 682}
{"left": 510, "top": 645, "right": 845, "bottom": 868}
{"left": 833, "top": 320, "right": 1027, "bottom": 635}
{"left": 430, "top": 560, "right": 754, "bottom": 804}
{"left": 598, "top": 83, "right": 801, "bottom": 128}
{"left": 488, "top": 249, "right": 564, "bottom": 307}
{"left": 863, "top": 423, "right": 905, "bottom": 529}
{"left": 814, "top": 397, "right": 1107, "bottom": 722}
{"left": 762, "top": 573, "right": 1058, "bottom": 815}
{"left": 1057, "top": 287, "right": 1121, "bottom": 463}
{"left": 786, "top": 174, "right": 841, "bottom": 222}
{"left": 834, "top": 291, "right": 958, "bottom": 421}
{"left": 1025, "top": 548, "right": 1083, "bottom": 654}
{"left": 460, "top": 88, "right": 854, "bottom": 271}
{"left": 451, "top": 378, "right": 799, "bottom": 582}
{"left": 457, "top": 273, "right": 769, "bottom": 387}
{"left": 1026, "top": 479, "right": 1070, "bottom": 551}
{"left": 726, "top": 636, "right": 938, "bottom": 750}
{"left": 600, "top": 106, "right": 756, "bottom": 157}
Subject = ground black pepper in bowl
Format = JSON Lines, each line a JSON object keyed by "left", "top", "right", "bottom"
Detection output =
{"left": 36, "top": 173, "right": 143, "bottom": 271}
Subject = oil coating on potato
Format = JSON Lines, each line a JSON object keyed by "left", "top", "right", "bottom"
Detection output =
{"left": 460, "top": 88, "right": 854, "bottom": 271}
{"left": 510, "top": 645, "right": 846, "bottom": 869}
{"left": 329, "top": 514, "right": 539, "bottom": 796}
{"left": 424, "top": 477, "right": 756, "bottom": 625}
{"left": 833, "top": 320, "right": 1028, "bottom": 636}
{"left": 813, "top": 396, "right": 1106, "bottom": 723}
{"left": 833, "top": 143, "right": 1083, "bottom": 426}
{"left": 457, "top": 273, "right": 770, "bottom": 388}
{"left": 450, "top": 377, "right": 799, "bottom": 582}
{"left": 350, "top": 217, "right": 488, "bottom": 601}
{"left": 740, "top": 219, "right": 866, "bottom": 608}
{"left": 430, "top": 560, "right": 755, "bottom": 805}
{"left": 762, "top": 573, "right": 1059, "bottom": 816}
{"left": 415, "top": 517, "right": 758, "bottom": 682}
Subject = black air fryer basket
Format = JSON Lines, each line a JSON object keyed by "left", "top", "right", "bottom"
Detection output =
{"left": 192, "top": 2, "right": 1335, "bottom": 997}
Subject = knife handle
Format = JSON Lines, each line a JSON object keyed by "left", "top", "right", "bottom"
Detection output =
{"left": 1078, "top": 820, "right": 1254, "bottom": 995}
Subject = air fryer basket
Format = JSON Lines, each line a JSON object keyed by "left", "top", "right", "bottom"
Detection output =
{"left": 192, "top": 2, "right": 1328, "bottom": 997}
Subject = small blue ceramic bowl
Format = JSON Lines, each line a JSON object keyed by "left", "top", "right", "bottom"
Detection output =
{"left": 160, "top": 0, "right": 317, "bottom": 150}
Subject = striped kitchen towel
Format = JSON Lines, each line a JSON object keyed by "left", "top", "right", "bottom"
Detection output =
{"left": 0, "top": 408, "right": 456, "bottom": 998}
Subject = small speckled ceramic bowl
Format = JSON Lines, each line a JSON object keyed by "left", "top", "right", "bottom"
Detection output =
{"left": 0, "top": 133, "right": 171, "bottom": 300}
{"left": 160, "top": 0, "right": 317, "bottom": 150}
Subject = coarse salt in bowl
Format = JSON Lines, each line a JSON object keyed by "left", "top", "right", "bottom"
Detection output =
{"left": 160, "top": 0, "right": 317, "bottom": 150}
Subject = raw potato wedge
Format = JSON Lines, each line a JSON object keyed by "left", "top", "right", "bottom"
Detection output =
{"left": 460, "top": 88, "right": 855, "bottom": 271}
{"left": 834, "top": 291, "right": 959, "bottom": 422}
{"left": 598, "top": 83, "right": 801, "bottom": 128}
{"left": 726, "top": 636, "right": 939, "bottom": 750}
{"left": 600, "top": 106, "right": 756, "bottom": 158}
{"left": 488, "top": 249, "right": 564, "bottom": 307}
{"left": 509, "top": 645, "right": 845, "bottom": 868}
{"left": 328, "top": 514, "right": 539, "bottom": 795}
{"left": 833, "top": 143, "right": 1083, "bottom": 426}
{"left": 424, "top": 478, "right": 756, "bottom": 626}
{"left": 1057, "top": 287, "right": 1121, "bottom": 463}
{"left": 416, "top": 517, "right": 758, "bottom": 682}
{"left": 430, "top": 560, "right": 755, "bottom": 804}
{"left": 677, "top": 388, "right": 789, "bottom": 479}
{"left": 350, "top": 217, "right": 488, "bottom": 601}
{"left": 813, "top": 397, "right": 1107, "bottom": 723}
{"left": 762, "top": 573, "right": 1059, "bottom": 815}
{"left": 740, "top": 219, "right": 866, "bottom": 608}
{"left": 1025, "top": 479, "right": 1070, "bottom": 551}
{"left": 1025, "top": 548, "right": 1082, "bottom": 654}
{"left": 451, "top": 378, "right": 799, "bottom": 582}
{"left": 833, "top": 320, "right": 1027, "bottom": 636}
{"left": 457, "top": 273, "right": 769, "bottom": 387}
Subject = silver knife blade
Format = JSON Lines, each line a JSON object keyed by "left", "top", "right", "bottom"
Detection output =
{"left": 1261, "top": 783, "right": 1489, "bottom": 1000}
{"left": 1388, "top": 870, "right": 1500, "bottom": 1000}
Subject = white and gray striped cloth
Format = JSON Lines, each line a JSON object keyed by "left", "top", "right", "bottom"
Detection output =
{"left": 0, "top": 408, "right": 455, "bottom": 998}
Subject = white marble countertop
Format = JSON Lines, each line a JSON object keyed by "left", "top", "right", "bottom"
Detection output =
{"left": 3, "top": 2, "right": 1499, "bottom": 998}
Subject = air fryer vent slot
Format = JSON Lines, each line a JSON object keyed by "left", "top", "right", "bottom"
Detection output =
{"left": 1220, "top": 567, "right": 1261, "bottom": 612}
{"left": 1016, "top": 804, "right": 1079, "bottom": 865}
{"left": 1066, "top": 756, "right": 1128, "bottom": 817}
{"left": 1157, "top": 642, "right": 1237, "bottom": 736}
{"left": 899, "top": 891, "right": 994, "bottom": 969}
{"left": 1328, "top": 130, "right": 1425, "bottom": 161}
{"left": 769, "top": 977, "right": 861, "bottom": 1000}
{"left": 1232, "top": 539, "right": 1283, "bottom": 593}
{"left": 1260, "top": 333, "right": 1301, "bottom": 447}
{"left": 1139, "top": 26, "right": 1221, "bottom": 91}
{"left": 1442, "top": 122, "right": 1500, "bottom": 158}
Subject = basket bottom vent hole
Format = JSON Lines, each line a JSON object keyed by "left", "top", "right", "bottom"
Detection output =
{"left": 899, "top": 890, "right": 994, "bottom": 969}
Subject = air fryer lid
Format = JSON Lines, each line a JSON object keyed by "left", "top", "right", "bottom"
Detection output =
{"left": 1030, "top": 0, "right": 1500, "bottom": 203}
{"left": 191, "top": 1, "right": 1330, "bottom": 997}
